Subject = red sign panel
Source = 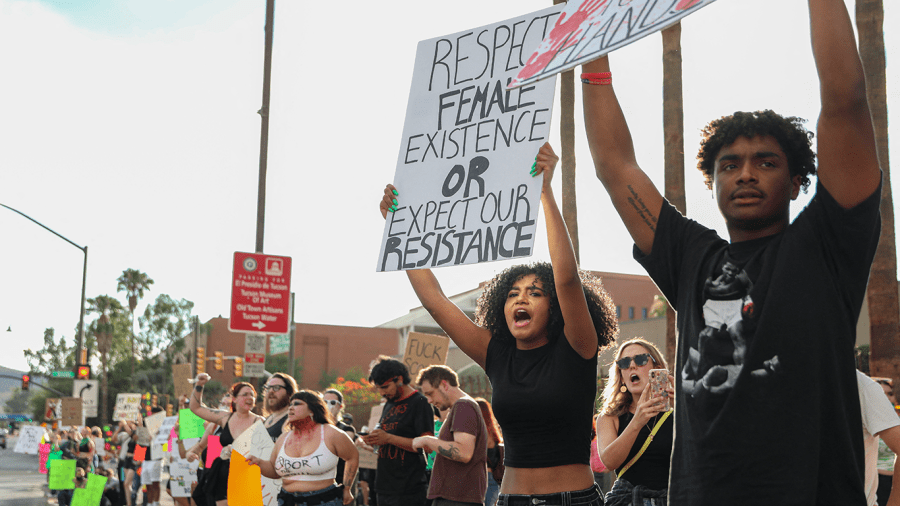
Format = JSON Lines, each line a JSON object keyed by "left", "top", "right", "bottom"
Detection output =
{"left": 229, "top": 252, "right": 292, "bottom": 334}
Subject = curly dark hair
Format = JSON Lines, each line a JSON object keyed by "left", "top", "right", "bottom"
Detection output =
{"left": 474, "top": 262, "right": 618, "bottom": 350}
{"left": 696, "top": 110, "right": 816, "bottom": 192}
{"left": 288, "top": 390, "right": 334, "bottom": 428}
{"left": 368, "top": 356, "right": 411, "bottom": 385}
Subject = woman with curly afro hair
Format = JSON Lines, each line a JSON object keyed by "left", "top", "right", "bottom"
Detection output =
{"left": 380, "top": 142, "right": 618, "bottom": 505}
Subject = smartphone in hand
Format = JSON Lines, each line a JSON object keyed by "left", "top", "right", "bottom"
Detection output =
{"left": 649, "top": 369, "right": 670, "bottom": 411}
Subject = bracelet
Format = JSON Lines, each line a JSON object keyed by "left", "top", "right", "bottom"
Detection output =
{"left": 580, "top": 72, "right": 612, "bottom": 85}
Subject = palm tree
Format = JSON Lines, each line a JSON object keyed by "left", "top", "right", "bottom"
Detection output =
{"left": 856, "top": 0, "right": 898, "bottom": 383}
{"left": 87, "top": 295, "right": 124, "bottom": 425}
{"left": 662, "top": 23, "right": 686, "bottom": 366}
{"left": 117, "top": 269, "right": 154, "bottom": 368}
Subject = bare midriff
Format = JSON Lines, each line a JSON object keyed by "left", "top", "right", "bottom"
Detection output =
{"left": 499, "top": 464, "right": 595, "bottom": 495}
{"left": 281, "top": 477, "right": 337, "bottom": 493}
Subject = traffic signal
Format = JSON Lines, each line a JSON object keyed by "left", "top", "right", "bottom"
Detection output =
{"left": 196, "top": 347, "right": 206, "bottom": 374}
{"left": 214, "top": 351, "right": 224, "bottom": 371}
{"left": 77, "top": 365, "right": 91, "bottom": 379}
{"left": 151, "top": 394, "right": 158, "bottom": 407}
{"left": 21, "top": 374, "right": 30, "bottom": 391}
{"left": 233, "top": 357, "right": 243, "bottom": 377}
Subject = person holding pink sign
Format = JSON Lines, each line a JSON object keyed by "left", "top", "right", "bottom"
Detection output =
{"left": 379, "top": 142, "right": 618, "bottom": 505}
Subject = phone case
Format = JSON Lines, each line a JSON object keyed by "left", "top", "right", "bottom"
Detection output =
{"left": 649, "top": 369, "right": 670, "bottom": 411}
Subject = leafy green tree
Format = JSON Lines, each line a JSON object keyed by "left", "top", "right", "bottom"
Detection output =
{"left": 24, "top": 328, "right": 74, "bottom": 375}
{"left": 265, "top": 354, "right": 302, "bottom": 385}
{"left": 4, "top": 388, "right": 30, "bottom": 414}
{"left": 138, "top": 294, "right": 194, "bottom": 397}
{"left": 117, "top": 269, "right": 154, "bottom": 368}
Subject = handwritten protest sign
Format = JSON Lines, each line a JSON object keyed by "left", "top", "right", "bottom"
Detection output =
{"left": 376, "top": 5, "right": 563, "bottom": 272}
{"left": 14, "top": 425, "right": 45, "bottom": 454}
{"left": 45, "top": 398, "right": 61, "bottom": 421}
{"left": 114, "top": 393, "right": 142, "bottom": 422}
{"left": 179, "top": 409, "right": 206, "bottom": 439}
{"left": 134, "top": 427, "right": 151, "bottom": 447}
{"left": 172, "top": 363, "right": 193, "bottom": 402}
{"left": 49, "top": 459, "right": 76, "bottom": 490}
{"left": 169, "top": 476, "right": 193, "bottom": 498}
{"left": 510, "top": 0, "right": 716, "bottom": 88}
{"left": 402, "top": 332, "right": 450, "bottom": 379}
{"left": 153, "top": 416, "right": 178, "bottom": 446}
{"left": 142, "top": 460, "right": 162, "bottom": 481}
{"left": 93, "top": 437, "right": 106, "bottom": 457}
{"left": 61, "top": 397, "right": 83, "bottom": 427}
{"left": 72, "top": 473, "right": 106, "bottom": 506}
{"left": 144, "top": 411, "right": 166, "bottom": 439}
{"left": 231, "top": 420, "right": 280, "bottom": 505}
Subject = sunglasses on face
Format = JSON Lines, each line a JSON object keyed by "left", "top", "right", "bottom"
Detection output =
{"left": 263, "top": 384, "right": 286, "bottom": 392}
{"left": 616, "top": 353, "right": 653, "bottom": 370}
{"left": 325, "top": 399, "right": 341, "bottom": 407}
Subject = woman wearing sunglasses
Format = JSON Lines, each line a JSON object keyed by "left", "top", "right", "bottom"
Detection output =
{"left": 247, "top": 390, "right": 359, "bottom": 506}
{"left": 597, "top": 338, "right": 673, "bottom": 506}
{"left": 379, "top": 143, "right": 618, "bottom": 505}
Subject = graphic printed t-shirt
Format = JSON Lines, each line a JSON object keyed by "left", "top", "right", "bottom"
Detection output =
{"left": 636, "top": 182, "right": 881, "bottom": 505}
{"left": 427, "top": 397, "right": 488, "bottom": 503}
{"left": 374, "top": 389, "right": 434, "bottom": 495}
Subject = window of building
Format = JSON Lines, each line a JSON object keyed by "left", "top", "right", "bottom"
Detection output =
{"left": 642, "top": 308, "right": 648, "bottom": 319}
{"left": 628, "top": 307, "right": 635, "bottom": 320}
{"left": 616, "top": 306, "right": 621, "bottom": 319}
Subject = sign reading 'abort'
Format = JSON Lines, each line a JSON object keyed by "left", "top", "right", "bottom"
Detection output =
{"left": 377, "top": 5, "right": 564, "bottom": 272}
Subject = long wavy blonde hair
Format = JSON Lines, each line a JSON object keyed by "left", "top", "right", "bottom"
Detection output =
{"left": 599, "top": 338, "right": 668, "bottom": 417}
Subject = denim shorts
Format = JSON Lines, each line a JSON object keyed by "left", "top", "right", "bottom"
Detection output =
{"left": 277, "top": 484, "right": 343, "bottom": 506}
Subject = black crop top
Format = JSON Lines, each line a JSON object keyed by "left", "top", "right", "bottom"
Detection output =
{"left": 615, "top": 412, "right": 673, "bottom": 490}
{"left": 485, "top": 334, "right": 597, "bottom": 468}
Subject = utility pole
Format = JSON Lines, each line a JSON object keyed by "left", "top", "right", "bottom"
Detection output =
{"left": 256, "top": 0, "right": 276, "bottom": 253}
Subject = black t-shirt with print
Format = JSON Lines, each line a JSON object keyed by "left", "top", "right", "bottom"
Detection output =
{"left": 374, "top": 390, "right": 433, "bottom": 496}
{"left": 637, "top": 182, "right": 881, "bottom": 505}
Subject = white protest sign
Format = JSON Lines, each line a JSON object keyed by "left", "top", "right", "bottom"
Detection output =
{"left": 93, "top": 437, "right": 106, "bottom": 457}
{"left": 510, "top": 0, "right": 717, "bottom": 88}
{"left": 169, "top": 477, "right": 193, "bottom": 498}
{"left": 144, "top": 411, "right": 166, "bottom": 439}
{"left": 153, "top": 416, "right": 179, "bottom": 446}
{"left": 231, "top": 420, "right": 280, "bottom": 506}
{"left": 376, "top": 5, "right": 563, "bottom": 272}
{"left": 169, "top": 458, "right": 200, "bottom": 478}
{"left": 142, "top": 460, "right": 162, "bottom": 481}
{"left": 73, "top": 379, "right": 99, "bottom": 418}
{"left": 113, "top": 393, "right": 142, "bottom": 422}
{"left": 14, "top": 426, "right": 46, "bottom": 454}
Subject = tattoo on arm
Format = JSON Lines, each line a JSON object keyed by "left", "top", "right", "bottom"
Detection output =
{"left": 437, "top": 444, "right": 462, "bottom": 461}
{"left": 627, "top": 185, "right": 657, "bottom": 232}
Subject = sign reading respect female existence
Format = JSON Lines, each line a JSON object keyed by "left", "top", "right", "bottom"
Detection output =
{"left": 377, "top": 4, "right": 564, "bottom": 272}
{"left": 509, "top": 0, "right": 717, "bottom": 88}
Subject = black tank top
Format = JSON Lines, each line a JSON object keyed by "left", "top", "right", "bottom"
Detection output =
{"left": 615, "top": 412, "right": 673, "bottom": 490}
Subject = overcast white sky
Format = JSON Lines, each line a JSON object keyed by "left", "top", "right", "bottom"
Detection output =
{"left": 1, "top": 0, "right": 896, "bottom": 373}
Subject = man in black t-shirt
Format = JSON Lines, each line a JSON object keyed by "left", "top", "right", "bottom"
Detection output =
{"left": 361, "top": 357, "right": 433, "bottom": 506}
{"left": 582, "top": 1, "right": 881, "bottom": 504}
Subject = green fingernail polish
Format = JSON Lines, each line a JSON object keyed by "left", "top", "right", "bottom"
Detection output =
{"left": 392, "top": 199, "right": 398, "bottom": 206}
{"left": 392, "top": 190, "right": 398, "bottom": 195}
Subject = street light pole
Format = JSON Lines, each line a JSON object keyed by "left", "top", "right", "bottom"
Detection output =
{"left": 0, "top": 203, "right": 88, "bottom": 374}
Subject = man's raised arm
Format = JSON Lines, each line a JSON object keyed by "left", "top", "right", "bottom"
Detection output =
{"left": 810, "top": 0, "right": 880, "bottom": 207}
{"left": 582, "top": 56, "right": 663, "bottom": 256}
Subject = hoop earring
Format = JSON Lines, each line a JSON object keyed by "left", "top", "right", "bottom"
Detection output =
{"left": 620, "top": 385, "right": 627, "bottom": 393}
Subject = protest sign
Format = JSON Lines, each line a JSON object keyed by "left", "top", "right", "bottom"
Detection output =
{"left": 134, "top": 427, "right": 151, "bottom": 447}
{"left": 113, "top": 393, "right": 142, "bottom": 422}
{"left": 153, "top": 416, "right": 178, "bottom": 445}
{"left": 172, "top": 363, "right": 193, "bottom": 402}
{"left": 231, "top": 420, "right": 280, "bottom": 505}
{"left": 14, "top": 425, "right": 45, "bottom": 454}
{"left": 169, "top": 477, "right": 193, "bottom": 498}
{"left": 402, "top": 332, "right": 450, "bottom": 379}
{"left": 358, "top": 448, "right": 378, "bottom": 470}
{"left": 49, "top": 459, "right": 76, "bottom": 490}
{"left": 144, "top": 411, "right": 166, "bottom": 439}
{"left": 510, "top": 0, "right": 716, "bottom": 88}
{"left": 179, "top": 409, "right": 206, "bottom": 439}
{"left": 169, "top": 458, "right": 200, "bottom": 478}
{"left": 47, "top": 450, "right": 63, "bottom": 469}
{"left": 142, "top": 460, "right": 162, "bottom": 481}
{"left": 93, "top": 437, "right": 106, "bottom": 457}
{"left": 228, "top": 450, "right": 264, "bottom": 505}
{"left": 45, "top": 398, "right": 61, "bottom": 421}
{"left": 376, "top": 5, "right": 564, "bottom": 272}
{"left": 72, "top": 473, "right": 106, "bottom": 506}
{"left": 134, "top": 445, "right": 147, "bottom": 462}
{"left": 39, "top": 443, "right": 51, "bottom": 474}
{"left": 61, "top": 397, "right": 83, "bottom": 427}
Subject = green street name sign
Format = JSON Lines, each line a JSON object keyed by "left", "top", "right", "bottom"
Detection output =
{"left": 51, "top": 370, "right": 75, "bottom": 378}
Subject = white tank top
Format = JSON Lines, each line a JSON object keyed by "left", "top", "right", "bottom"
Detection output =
{"left": 274, "top": 425, "right": 339, "bottom": 481}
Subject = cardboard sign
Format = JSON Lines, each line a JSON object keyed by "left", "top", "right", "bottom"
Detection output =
{"left": 61, "top": 397, "right": 83, "bottom": 427}
{"left": 14, "top": 425, "right": 46, "bottom": 454}
{"left": 172, "top": 363, "right": 193, "bottom": 403}
{"left": 145, "top": 411, "right": 166, "bottom": 438}
{"left": 511, "top": 0, "right": 717, "bottom": 88}
{"left": 113, "top": 393, "right": 142, "bottom": 422}
{"left": 376, "top": 5, "right": 563, "bottom": 272}
{"left": 402, "top": 332, "right": 450, "bottom": 379}
{"left": 358, "top": 448, "right": 378, "bottom": 470}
